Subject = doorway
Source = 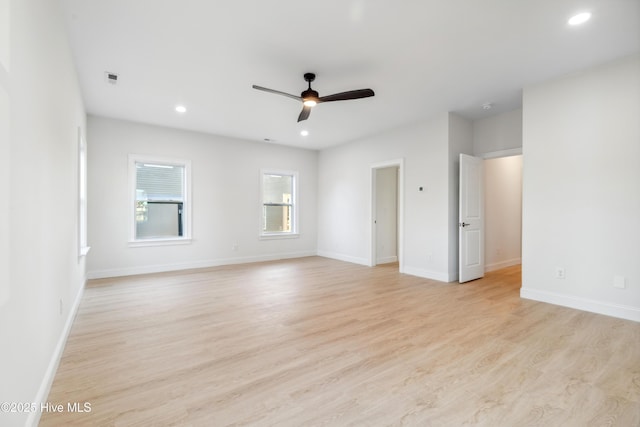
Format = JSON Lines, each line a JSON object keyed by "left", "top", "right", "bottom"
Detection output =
{"left": 370, "top": 159, "right": 404, "bottom": 272}
{"left": 483, "top": 154, "right": 522, "bottom": 272}
{"left": 458, "top": 151, "right": 523, "bottom": 282}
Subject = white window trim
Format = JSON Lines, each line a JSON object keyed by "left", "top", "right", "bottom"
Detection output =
{"left": 128, "top": 154, "right": 192, "bottom": 246}
{"left": 260, "top": 169, "right": 299, "bottom": 239}
{"left": 78, "top": 127, "right": 90, "bottom": 258}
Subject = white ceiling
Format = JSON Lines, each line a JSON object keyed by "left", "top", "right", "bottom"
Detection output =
{"left": 60, "top": 0, "right": 640, "bottom": 150}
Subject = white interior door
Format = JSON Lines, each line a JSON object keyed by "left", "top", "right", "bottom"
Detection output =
{"left": 459, "top": 154, "right": 484, "bottom": 283}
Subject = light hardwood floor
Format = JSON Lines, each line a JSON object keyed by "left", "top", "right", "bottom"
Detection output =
{"left": 41, "top": 257, "right": 640, "bottom": 426}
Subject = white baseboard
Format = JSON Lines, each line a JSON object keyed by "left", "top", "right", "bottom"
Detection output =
{"left": 316, "top": 250, "right": 369, "bottom": 267}
{"left": 520, "top": 287, "right": 640, "bottom": 323}
{"left": 315, "top": 254, "right": 454, "bottom": 283}
{"left": 448, "top": 271, "right": 459, "bottom": 283}
{"left": 485, "top": 258, "right": 521, "bottom": 272}
{"left": 403, "top": 265, "right": 451, "bottom": 283}
{"left": 26, "top": 280, "right": 86, "bottom": 427}
{"left": 376, "top": 256, "right": 398, "bottom": 265}
{"left": 87, "top": 251, "right": 317, "bottom": 279}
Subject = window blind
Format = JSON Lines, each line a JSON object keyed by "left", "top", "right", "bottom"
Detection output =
{"left": 136, "top": 163, "right": 184, "bottom": 201}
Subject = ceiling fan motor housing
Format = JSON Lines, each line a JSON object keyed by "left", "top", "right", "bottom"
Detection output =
{"left": 302, "top": 73, "right": 318, "bottom": 102}
{"left": 301, "top": 89, "right": 319, "bottom": 101}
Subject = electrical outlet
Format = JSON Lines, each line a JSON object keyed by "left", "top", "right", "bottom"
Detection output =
{"left": 59, "top": 299, "right": 64, "bottom": 315}
{"left": 613, "top": 276, "right": 626, "bottom": 289}
{"left": 555, "top": 268, "right": 566, "bottom": 279}
{"left": 232, "top": 243, "right": 239, "bottom": 251}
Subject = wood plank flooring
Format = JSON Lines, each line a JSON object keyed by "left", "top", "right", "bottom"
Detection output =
{"left": 40, "top": 257, "right": 640, "bottom": 426}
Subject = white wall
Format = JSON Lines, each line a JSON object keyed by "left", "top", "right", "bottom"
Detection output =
{"left": 521, "top": 54, "right": 640, "bottom": 322}
{"left": 87, "top": 116, "right": 318, "bottom": 278}
{"left": 0, "top": 0, "right": 87, "bottom": 426}
{"left": 0, "top": 0, "right": 8, "bottom": 309}
{"left": 0, "top": 0, "right": 8, "bottom": 72}
{"left": 484, "top": 155, "right": 522, "bottom": 271}
{"left": 473, "top": 108, "right": 523, "bottom": 156}
{"left": 318, "top": 113, "right": 472, "bottom": 282}
{"left": 375, "top": 167, "right": 398, "bottom": 264}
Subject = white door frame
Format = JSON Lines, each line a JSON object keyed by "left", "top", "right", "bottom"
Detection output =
{"left": 370, "top": 158, "right": 404, "bottom": 272}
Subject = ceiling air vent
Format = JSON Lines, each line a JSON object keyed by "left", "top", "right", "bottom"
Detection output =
{"left": 105, "top": 72, "right": 119, "bottom": 85}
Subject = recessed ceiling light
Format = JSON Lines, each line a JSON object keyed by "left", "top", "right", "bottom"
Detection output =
{"left": 568, "top": 12, "right": 591, "bottom": 26}
{"left": 175, "top": 105, "right": 187, "bottom": 113}
{"left": 482, "top": 102, "right": 493, "bottom": 110}
{"left": 300, "top": 130, "right": 309, "bottom": 136}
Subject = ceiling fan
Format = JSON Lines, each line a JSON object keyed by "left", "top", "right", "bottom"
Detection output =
{"left": 252, "top": 73, "right": 375, "bottom": 122}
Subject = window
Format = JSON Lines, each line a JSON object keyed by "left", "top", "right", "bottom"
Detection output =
{"left": 261, "top": 170, "right": 298, "bottom": 237}
{"left": 129, "top": 155, "right": 191, "bottom": 245}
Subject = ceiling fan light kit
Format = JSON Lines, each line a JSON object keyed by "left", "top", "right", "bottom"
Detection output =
{"left": 253, "top": 72, "right": 375, "bottom": 122}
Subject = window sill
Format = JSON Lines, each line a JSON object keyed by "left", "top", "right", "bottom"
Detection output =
{"left": 260, "top": 233, "right": 300, "bottom": 240}
{"left": 128, "top": 238, "right": 192, "bottom": 248}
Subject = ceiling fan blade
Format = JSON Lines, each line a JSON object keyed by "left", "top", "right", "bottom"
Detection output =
{"left": 297, "top": 106, "right": 311, "bottom": 122}
{"left": 318, "top": 89, "right": 375, "bottom": 103}
{"left": 252, "top": 85, "right": 302, "bottom": 102}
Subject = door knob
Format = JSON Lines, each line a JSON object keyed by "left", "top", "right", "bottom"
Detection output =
{"left": 460, "top": 222, "right": 470, "bottom": 227}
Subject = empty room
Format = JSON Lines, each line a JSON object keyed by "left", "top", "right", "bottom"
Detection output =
{"left": 1, "top": 1, "right": 639, "bottom": 426}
